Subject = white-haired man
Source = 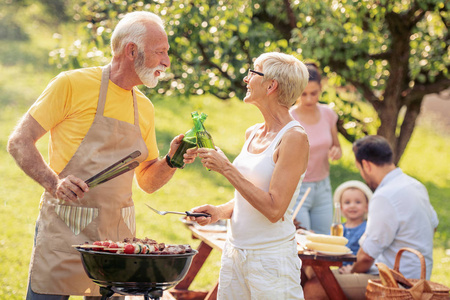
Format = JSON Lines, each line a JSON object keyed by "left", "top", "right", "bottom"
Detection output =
{"left": 8, "top": 11, "right": 192, "bottom": 299}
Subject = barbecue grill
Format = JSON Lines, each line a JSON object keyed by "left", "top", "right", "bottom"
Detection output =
{"left": 76, "top": 248, "right": 197, "bottom": 300}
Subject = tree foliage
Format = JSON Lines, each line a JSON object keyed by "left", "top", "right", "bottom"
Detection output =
{"left": 52, "top": 0, "right": 449, "bottom": 163}
{"left": 286, "top": 0, "right": 449, "bottom": 163}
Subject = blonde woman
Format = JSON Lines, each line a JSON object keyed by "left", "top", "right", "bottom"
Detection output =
{"left": 189, "top": 52, "right": 309, "bottom": 299}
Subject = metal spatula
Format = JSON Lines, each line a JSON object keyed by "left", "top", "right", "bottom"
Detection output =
{"left": 145, "top": 204, "right": 210, "bottom": 218}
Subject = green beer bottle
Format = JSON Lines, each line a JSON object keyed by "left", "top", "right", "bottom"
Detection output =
{"left": 193, "top": 112, "right": 215, "bottom": 171}
{"left": 194, "top": 112, "right": 215, "bottom": 149}
{"left": 170, "top": 121, "right": 198, "bottom": 169}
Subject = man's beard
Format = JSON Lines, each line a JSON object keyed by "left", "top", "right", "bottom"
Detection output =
{"left": 134, "top": 50, "right": 163, "bottom": 88}
{"left": 360, "top": 168, "right": 377, "bottom": 192}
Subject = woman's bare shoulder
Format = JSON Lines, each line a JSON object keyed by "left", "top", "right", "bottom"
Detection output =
{"left": 281, "top": 125, "right": 309, "bottom": 147}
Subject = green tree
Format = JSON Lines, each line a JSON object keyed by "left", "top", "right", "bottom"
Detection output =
{"left": 54, "top": 0, "right": 449, "bottom": 164}
{"left": 284, "top": 0, "right": 449, "bottom": 164}
{"left": 1, "top": 0, "right": 71, "bottom": 34}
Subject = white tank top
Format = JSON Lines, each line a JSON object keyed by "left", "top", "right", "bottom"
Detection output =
{"left": 228, "top": 121, "right": 305, "bottom": 249}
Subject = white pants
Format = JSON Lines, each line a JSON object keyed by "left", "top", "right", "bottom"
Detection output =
{"left": 218, "top": 239, "right": 304, "bottom": 300}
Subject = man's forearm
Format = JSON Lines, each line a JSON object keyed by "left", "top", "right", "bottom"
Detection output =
{"left": 351, "top": 248, "right": 375, "bottom": 273}
{"left": 351, "top": 260, "right": 373, "bottom": 273}
{"left": 136, "top": 157, "right": 177, "bottom": 193}
{"left": 8, "top": 141, "right": 59, "bottom": 195}
{"left": 7, "top": 116, "right": 59, "bottom": 196}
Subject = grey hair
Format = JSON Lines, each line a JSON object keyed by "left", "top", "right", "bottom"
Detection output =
{"left": 111, "top": 11, "right": 165, "bottom": 57}
{"left": 254, "top": 52, "right": 309, "bottom": 107}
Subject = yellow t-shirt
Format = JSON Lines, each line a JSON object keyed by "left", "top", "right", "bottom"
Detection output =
{"left": 29, "top": 67, "right": 159, "bottom": 174}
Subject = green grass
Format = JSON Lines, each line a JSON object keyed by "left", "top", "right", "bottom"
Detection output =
{"left": 1, "top": 20, "right": 449, "bottom": 300}
{"left": 1, "top": 94, "right": 449, "bottom": 299}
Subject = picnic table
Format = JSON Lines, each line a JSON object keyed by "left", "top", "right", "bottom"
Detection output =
{"left": 168, "top": 223, "right": 356, "bottom": 300}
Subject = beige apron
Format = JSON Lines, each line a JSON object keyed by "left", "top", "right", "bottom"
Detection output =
{"left": 29, "top": 65, "right": 149, "bottom": 296}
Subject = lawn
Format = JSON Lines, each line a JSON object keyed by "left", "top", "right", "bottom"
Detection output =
{"left": 1, "top": 92, "right": 449, "bottom": 299}
{"left": 0, "top": 21, "right": 448, "bottom": 300}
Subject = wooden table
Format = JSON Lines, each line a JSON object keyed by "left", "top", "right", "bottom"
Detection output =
{"left": 168, "top": 225, "right": 355, "bottom": 300}
{"left": 299, "top": 250, "right": 356, "bottom": 300}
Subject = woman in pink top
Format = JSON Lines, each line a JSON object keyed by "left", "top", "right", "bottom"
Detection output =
{"left": 290, "top": 63, "right": 342, "bottom": 234}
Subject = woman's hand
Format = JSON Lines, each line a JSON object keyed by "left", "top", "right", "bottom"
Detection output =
{"left": 197, "top": 147, "right": 230, "bottom": 173}
{"left": 189, "top": 204, "right": 221, "bottom": 225}
{"left": 184, "top": 146, "right": 198, "bottom": 165}
{"left": 328, "top": 145, "right": 342, "bottom": 161}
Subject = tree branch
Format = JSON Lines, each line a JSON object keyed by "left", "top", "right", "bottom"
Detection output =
{"left": 396, "top": 101, "right": 421, "bottom": 164}
{"left": 403, "top": 1, "right": 425, "bottom": 28}
{"left": 337, "top": 117, "right": 370, "bottom": 143}
{"left": 235, "top": 31, "right": 252, "bottom": 66}
{"left": 197, "top": 42, "right": 229, "bottom": 79}
{"left": 327, "top": 58, "right": 380, "bottom": 109}
{"left": 369, "top": 51, "right": 392, "bottom": 60}
{"left": 438, "top": 6, "right": 449, "bottom": 30}
{"left": 409, "top": 9, "right": 427, "bottom": 27}
{"left": 283, "top": 0, "right": 297, "bottom": 29}
{"left": 337, "top": 120, "right": 354, "bottom": 142}
{"left": 252, "top": 3, "right": 293, "bottom": 39}
{"left": 196, "top": 41, "right": 246, "bottom": 98}
{"left": 406, "top": 75, "right": 450, "bottom": 101}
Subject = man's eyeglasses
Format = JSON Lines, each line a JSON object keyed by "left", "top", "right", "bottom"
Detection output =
{"left": 248, "top": 69, "right": 264, "bottom": 77}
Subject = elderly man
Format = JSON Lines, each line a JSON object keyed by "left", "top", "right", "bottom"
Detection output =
{"left": 8, "top": 11, "right": 193, "bottom": 299}
{"left": 304, "top": 135, "right": 438, "bottom": 300}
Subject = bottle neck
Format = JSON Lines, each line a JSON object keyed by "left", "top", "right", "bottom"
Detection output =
{"left": 192, "top": 114, "right": 207, "bottom": 132}
{"left": 333, "top": 203, "right": 342, "bottom": 223}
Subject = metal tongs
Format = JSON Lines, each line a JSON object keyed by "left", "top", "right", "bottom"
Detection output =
{"left": 145, "top": 204, "right": 211, "bottom": 218}
{"left": 85, "top": 151, "right": 141, "bottom": 188}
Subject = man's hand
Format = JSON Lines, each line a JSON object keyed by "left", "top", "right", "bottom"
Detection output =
{"left": 168, "top": 134, "right": 198, "bottom": 166}
{"left": 167, "top": 134, "right": 183, "bottom": 157}
{"left": 54, "top": 175, "right": 89, "bottom": 204}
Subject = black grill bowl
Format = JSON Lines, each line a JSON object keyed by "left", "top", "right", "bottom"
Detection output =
{"left": 76, "top": 248, "right": 197, "bottom": 296}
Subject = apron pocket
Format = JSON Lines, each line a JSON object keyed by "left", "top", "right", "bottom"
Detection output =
{"left": 122, "top": 205, "right": 136, "bottom": 235}
{"left": 55, "top": 205, "right": 98, "bottom": 235}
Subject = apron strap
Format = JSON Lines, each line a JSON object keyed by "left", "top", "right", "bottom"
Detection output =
{"left": 132, "top": 88, "right": 140, "bottom": 128}
{"left": 96, "top": 64, "right": 111, "bottom": 117}
{"left": 98, "top": 64, "right": 141, "bottom": 131}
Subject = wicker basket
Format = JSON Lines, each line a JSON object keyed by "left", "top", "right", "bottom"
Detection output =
{"left": 366, "top": 248, "right": 450, "bottom": 300}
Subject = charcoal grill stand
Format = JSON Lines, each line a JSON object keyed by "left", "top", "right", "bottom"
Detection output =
{"left": 99, "top": 286, "right": 163, "bottom": 300}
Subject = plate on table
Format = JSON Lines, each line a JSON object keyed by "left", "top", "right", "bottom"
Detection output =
{"left": 179, "top": 217, "right": 196, "bottom": 226}
{"left": 295, "top": 234, "right": 308, "bottom": 248}
{"left": 315, "top": 250, "right": 353, "bottom": 256}
{"left": 194, "top": 220, "right": 227, "bottom": 232}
